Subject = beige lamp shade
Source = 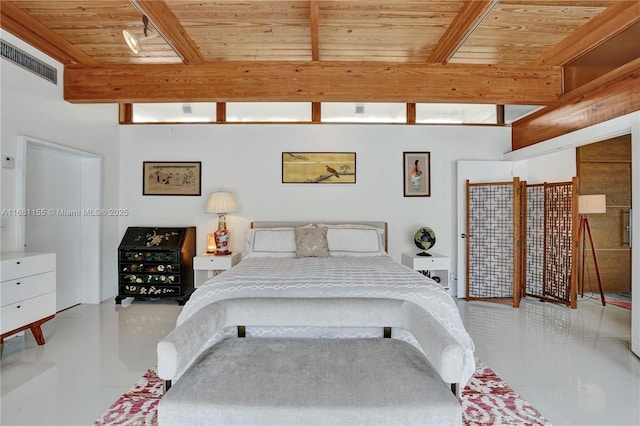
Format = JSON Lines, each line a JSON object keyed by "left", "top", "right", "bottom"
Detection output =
{"left": 205, "top": 191, "right": 238, "bottom": 214}
{"left": 578, "top": 194, "right": 606, "bottom": 214}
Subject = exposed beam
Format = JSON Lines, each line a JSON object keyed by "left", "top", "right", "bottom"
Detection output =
{"left": 64, "top": 62, "right": 562, "bottom": 104}
{"left": 216, "top": 102, "right": 226, "bottom": 123}
{"left": 129, "top": 0, "right": 205, "bottom": 65}
{"left": 0, "top": 1, "right": 96, "bottom": 65}
{"left": 534, "top": 1, "right": 640, "bottom": 66}
{"left": 312, "top": 102, "right": 321, "bottom": 122}
{"left": 512, "top": 58, "right": 640, "bottom": 149}
{"left": 119, "top": 103, "right": 133, "bottom": 124}
{"left": 310, "top": 0, "right": 320, "bottom": 61}
{"left": 427, "top": 0, "right": 498, "bottom": 64}
{"left": 406, "top": 103, "right": 416, "bottom": 124}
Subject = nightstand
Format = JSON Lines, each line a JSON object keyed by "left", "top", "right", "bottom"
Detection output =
{"left": 193, "top": 252, "right": 242, "bottom": 287}
{"left": 401, "top": 252, "right": 450, "bottom": 290}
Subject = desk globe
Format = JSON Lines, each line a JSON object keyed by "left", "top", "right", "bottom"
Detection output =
{"left": 414, "top": 227, "right": 436, "bottom": 256}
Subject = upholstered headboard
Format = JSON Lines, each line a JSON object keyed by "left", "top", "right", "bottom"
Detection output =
{"left": 251, "top": 221, "right": 388, "bottom": 253}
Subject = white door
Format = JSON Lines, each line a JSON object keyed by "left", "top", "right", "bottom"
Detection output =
{"left": 25, "top": 145, "right": 83, "bottom": 311}
{"left": 20, "top": 138, "right": 102, "bottom": 310}
{"left": 456, "top": 161, "right": 521, "bottom": 298}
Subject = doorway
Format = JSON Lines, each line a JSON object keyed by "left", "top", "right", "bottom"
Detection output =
{"left": 16, "top": 136, "right": 102, "bottom": 310}
{"left": 576, "top": 135, "right": 632, "bottom": 298}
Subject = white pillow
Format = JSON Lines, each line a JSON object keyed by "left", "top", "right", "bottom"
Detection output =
{"left": 319, "top": 224, "right": 386, "bottom": 257}
{"left": 244, "top": 228, "right": 296, "bottom": 258}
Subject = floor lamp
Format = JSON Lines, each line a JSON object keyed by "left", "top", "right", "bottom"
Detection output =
{"left": 578, "top": 194, "right": 606, "bottom": 306}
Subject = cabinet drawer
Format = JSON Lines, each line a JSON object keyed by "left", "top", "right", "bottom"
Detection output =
{"left": 120, "top": 263, "right": 180, "bottom": 273}
{"left": 119, "top": 284, "right": 181, "bottom": 297}
{"left": 412, "top": 257, "right": 450, "bottom": 270}
{"left": 1, "top": 272, "right": 56, "bottom": 307}
{"left": 0, "top": 292, "right": 56, "bottom": 334}
{"left": 0, "top": 253, "right": 56, "bottom": 281}
{"left": 120, "top": 273, "right": 180, "bottom": 285}
{"left": 120, "top": 251, "right": 178, "bottom": 262}
{"left": 193, "top": 255, "right": 238, "bottom": 270}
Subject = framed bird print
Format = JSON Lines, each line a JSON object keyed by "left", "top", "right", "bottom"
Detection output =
{"left": 403, "top": 152, "right": 431, "bottom": 197}
{"left": 282, "top": 152, "right": 356, "bottom": 184}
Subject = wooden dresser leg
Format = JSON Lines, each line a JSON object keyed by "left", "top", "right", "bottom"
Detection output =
{"left": 31, "top": 324, "right": 46, "bottom": 345}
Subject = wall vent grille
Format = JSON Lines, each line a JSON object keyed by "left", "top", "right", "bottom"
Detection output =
{"left": 1, "top": 39, "right": 57, "bottom": 84}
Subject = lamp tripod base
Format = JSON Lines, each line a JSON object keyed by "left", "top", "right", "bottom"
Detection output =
{"left": 579, "top": 216, "right": 606, "bottom": 306}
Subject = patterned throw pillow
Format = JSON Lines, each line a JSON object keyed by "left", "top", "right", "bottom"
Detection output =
{"left": 295, "top": 226, "right": 329, "bottom": 257}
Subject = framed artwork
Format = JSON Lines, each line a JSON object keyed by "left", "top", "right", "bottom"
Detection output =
{"left": 403, "top": 152, "right": 431, "bottom": 197}
{"left": 143, "top": 161, "right": 201, "bottom": 196}
{"left": 282, "top": 152, "right": 356, "bottom": 183}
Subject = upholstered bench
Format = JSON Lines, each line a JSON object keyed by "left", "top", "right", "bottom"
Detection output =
{"left": 157, "top": 297, "right": 467, "bottom": 425}
{"left": 159, "top": 337, "right": 461, "bottom": 425}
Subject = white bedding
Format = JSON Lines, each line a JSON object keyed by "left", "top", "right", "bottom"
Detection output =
{"left": 177, "top": 255, "right": 476, "bottom": 384}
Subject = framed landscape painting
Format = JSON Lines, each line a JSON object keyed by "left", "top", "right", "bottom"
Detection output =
{"left": 282, "top": 152, "right": 356, "bottom": 183}
{"left": 143, "top": 161, "right": 201, "bottom": 196}
{"left": 403, "top": 152, "right": 430, "bottom": 197}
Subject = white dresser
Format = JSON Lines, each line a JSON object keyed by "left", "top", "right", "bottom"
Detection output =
{"left": 1, "top": 252, "right": 56, "bottom": 345}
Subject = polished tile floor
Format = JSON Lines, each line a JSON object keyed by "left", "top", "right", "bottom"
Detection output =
{"left": 1, "top": 294, "right": 638, "bottom": 425}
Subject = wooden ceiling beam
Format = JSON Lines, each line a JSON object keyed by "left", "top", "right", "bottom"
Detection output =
{"left": 129, "top": 0, "right": 205, "bottom": 65}
{"left": 0, "top": 1, "right": 96, "bottom": 65}
{"left": 427, "top": 0, "right": 498, "bottom": 64}
{"left": 512, "top": 57, "right": 640, "bottom": 149}
{"left": 63, "top": 61, "right": 562, "bottom": 104}
{"left": 534, "top": 1, "right": 640, "bottom": 66}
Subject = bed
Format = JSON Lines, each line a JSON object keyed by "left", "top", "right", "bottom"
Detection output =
{"left": 157, "top": 221, "right": 476, "bottom": 425}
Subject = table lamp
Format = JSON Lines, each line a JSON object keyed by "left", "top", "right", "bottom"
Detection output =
{"left": 205, "top": 191, "right": 238, "bottom": 255}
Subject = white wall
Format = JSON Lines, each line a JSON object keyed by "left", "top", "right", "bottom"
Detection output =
{"left": 525, "top": 149, "right": 576, "bottom": 184}
{"left": 0, "top": 30, "right": 120, "bottom": 301}
{"left": 119, "top": 124, "right": 511, "bottom": 297}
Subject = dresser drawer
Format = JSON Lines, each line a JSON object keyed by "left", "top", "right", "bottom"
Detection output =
{"left": 0, "top": 253, "right": 56, "bottom": 281}
{"left": 411, "top": 256, "right": 450, "bottom": 271}
{"left": 1, "top": 272, "right": 56, "bottom": 308}
{"left": 0, "top": 292, "right": 56, "bottom": 334}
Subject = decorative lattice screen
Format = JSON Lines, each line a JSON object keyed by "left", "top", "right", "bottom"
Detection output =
{"left": 524, "top": 184, "right": 545, "bottom": 298}
{"left": 466, "top": 179, "right": 520, "bottom": 307}
{"left": 542, "top": 182, "right": 576, "bottom": 306}
{"left": 523, "top": 179, "right": 578, "bottom": 307}
{"left": 466, "top": 177, "right": 578, "bottom": 309}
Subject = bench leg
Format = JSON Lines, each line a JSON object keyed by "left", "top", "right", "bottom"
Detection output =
{"left": 451, "top": 383, "right": 460, "bottom": 397}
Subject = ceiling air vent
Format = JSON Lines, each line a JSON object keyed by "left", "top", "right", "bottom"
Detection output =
{"left": 1, "top": 39, "right": 57, "bottom": 84}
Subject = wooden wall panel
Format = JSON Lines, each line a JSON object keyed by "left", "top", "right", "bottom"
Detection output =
{"left": 578, "top": 163, "right": 631, "bottom": 205}
{"left": 576, "top": 135, "right": 632, "bottom": 163}
{"left": 581, "top": 250, "right": 631, "bottom": 293}
{"left": 587, "top": 208, "right": 630, "bottom": 250}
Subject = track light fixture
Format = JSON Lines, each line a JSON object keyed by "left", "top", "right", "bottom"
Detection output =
{"left": 123, "top": 15, "right": 154, "bottom": 55}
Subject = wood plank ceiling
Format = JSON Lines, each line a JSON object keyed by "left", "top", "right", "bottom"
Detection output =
{"left": 1, "top": 1, "right": 639, "bottom": 147}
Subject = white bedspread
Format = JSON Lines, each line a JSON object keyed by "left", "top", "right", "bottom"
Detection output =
{"left": 177, "top": 255, "right": 476, "bottom": 384}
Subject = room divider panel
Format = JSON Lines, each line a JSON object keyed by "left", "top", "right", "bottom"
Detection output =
{"left": 466, "top": 177, "right": 579, "bottom": 309}
{"left": 465, "top": 178, "right": 521, "bottom": 307}
{"left": 523, "top": 179, "right": 579, "bottom": 308}
{"left": 523, "top": 184, "right": 545, "bottom": 299}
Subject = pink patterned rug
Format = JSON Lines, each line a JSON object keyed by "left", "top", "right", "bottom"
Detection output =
{"left": 95, "top": 362, "right": 552, "bottom": 425}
